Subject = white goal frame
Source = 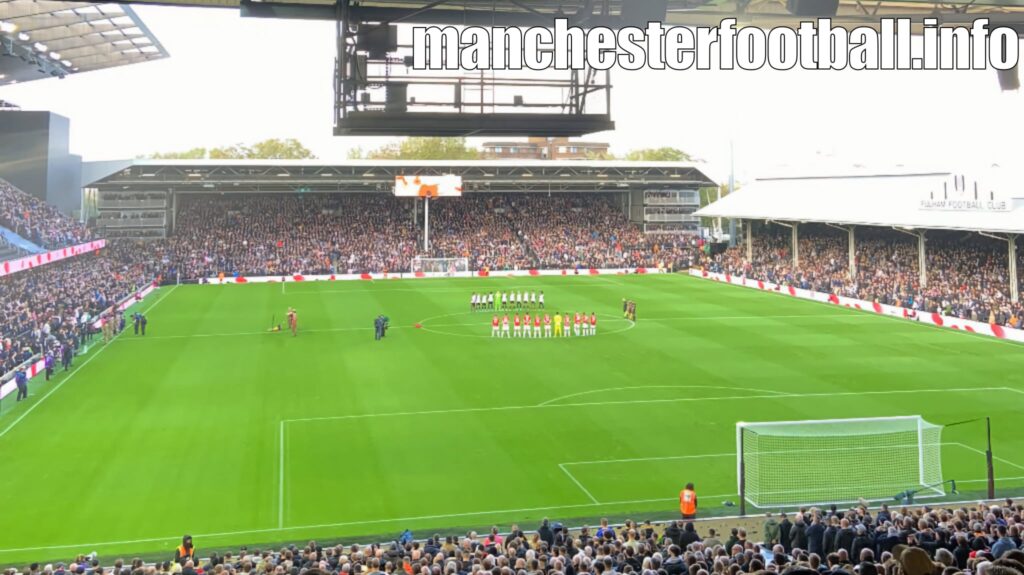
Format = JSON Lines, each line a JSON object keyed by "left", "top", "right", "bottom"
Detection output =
{"left": 412, "top": 256, "right": 470, "bottom": 278}
{"left": 736, "top": 415, "right": 945, "bottom": 509}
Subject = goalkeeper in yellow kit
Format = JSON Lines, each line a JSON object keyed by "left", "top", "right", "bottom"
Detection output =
{"left": 553, "top": 312, "right": 563, "bottom": 337}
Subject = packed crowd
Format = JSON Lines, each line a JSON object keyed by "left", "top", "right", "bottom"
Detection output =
{"left": 153, "top": 194, "right": 694, "bottom": 278}
{"left": 0, "top": 179, "right": 91, "bottom": 249}
{"left": 8, "top": 501, "right": 1024, "bottom": 575}
{"left": 704, "top": 224, "right": 1024, "bottom": 328}
{"left": 0, "top": 246, "right": 156, "bottom": 375}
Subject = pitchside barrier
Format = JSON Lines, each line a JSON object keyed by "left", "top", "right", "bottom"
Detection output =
{"left": 203, "top": 267, "right": 669, "bottom": 284}
{"left": 0, "top": 239, "right": 106, "bottom": 279}
{"left": 691, "top": 269, "right": 1024, "bottom": 344}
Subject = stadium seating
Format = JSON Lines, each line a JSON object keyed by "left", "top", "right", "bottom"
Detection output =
{"left": 0, "top": 178, "right": 92, "bottom": 250}
{"left": 0, "top": 244, "right": 156, "bottom": 375}
{"left": 7, "top": 502, "right": 1024, "bottom": 575}
{"left": 156, "top": 193, "right": 697, "bottom": 278}
{"left": 704, "top": 224, "right": 1024, "bottom": 329}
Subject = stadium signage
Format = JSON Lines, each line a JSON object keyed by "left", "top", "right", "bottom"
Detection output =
{"left": 919, "top": 175, "right": 1010, "bottom": 212}
{"left": 918, "top": 198, "right": 1010, "bottom": 212}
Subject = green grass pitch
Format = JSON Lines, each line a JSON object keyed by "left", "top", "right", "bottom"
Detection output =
{"left": 1, "top": 274, "right": 1022, "bottom": 565}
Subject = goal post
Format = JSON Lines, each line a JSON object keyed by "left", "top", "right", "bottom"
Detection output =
{"left": 412, "top": 257, "right": 470, "bottom": 277}
{"left": 737, "top": 416, "right": 945, "bottom": 509}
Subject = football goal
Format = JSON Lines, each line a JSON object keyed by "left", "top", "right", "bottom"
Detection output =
{"left": 737, "top": 416, "right": 945, "bottom": 508}
{"left": 412, "top": 257, "right": 470, "bottom": 277}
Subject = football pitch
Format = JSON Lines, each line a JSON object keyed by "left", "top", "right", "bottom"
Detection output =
{"left": 1, "top": 274, "right": 1023, "bottom": 564}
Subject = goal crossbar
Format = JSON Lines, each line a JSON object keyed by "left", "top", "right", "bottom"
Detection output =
{"left": 737, "top": 415, "right": 945, "bottom": 509}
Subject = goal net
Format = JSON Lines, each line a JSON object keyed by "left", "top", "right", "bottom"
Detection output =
{"left": 412, "top": 257, "right": 470, "bottom": 277}
{"left": 737, "top": 416, "right": 944, "bottom": 508}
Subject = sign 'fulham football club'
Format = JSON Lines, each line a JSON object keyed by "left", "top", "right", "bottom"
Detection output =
{"left": 920, "top": 174, "right": 1010, "bottom": 212}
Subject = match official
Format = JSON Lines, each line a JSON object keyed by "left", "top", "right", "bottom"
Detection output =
{"left": 174, "top": 535, "right": 196, "bottom": 566}
{"left": 680, "top": 482, "right": 697, "bottom": 520}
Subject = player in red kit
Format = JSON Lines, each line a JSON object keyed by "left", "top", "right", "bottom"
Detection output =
{"left": 513, "top": 313, "right": 522, "bottom": 338}
{"left": 543, "top": 313, "right": 552, "bottom": 338}
{"left": 533, "top": 314, "right": 541, "bottom": 338}
{"left": 287, "top": 307, "right": 297, "bottom": 337}
{"left": 590, "top": 312, "right": 598, "bottom": 336}
{"left": 573, "top": 312, "right": 582, "bottom": 336}
{"left": 491, "top": 314, "right": 500, "bottom": 337}
{"left": 501, "top": 313, "right": 510, "bottom": 337}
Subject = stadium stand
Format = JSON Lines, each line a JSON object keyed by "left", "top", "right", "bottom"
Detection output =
{"left": 703, "top": 225, "right": 1024, "bottom": 328}
{"left": 0, "top": 246, "right": 155, "bottom": 375}
{"left": 6, "top": 501, "right": 1024, "bottom": 575}
{"left": 159, "top": 193, "right": 699, "bottom": 278}
{"left": 0, "top": 179, "right": 92, "bottom": 250}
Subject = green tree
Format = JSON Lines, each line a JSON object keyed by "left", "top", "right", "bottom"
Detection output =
{"left": 624, "top": 147, "right": 696, "bottom": 162}
{"left": 365, "top": 138, "right": 479, "bottom": 160}
{"left": 143, "top": 139, "right": 316, "bottom": 160}
{"left": 144, "top": 147, "right": 208, "bottom": 160}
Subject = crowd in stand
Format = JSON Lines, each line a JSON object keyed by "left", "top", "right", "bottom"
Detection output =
{"left": 3, "top": 193, "right": 1024, "bottom": 377}
{"left": 8, "top": 501, "right": 1024, "bottom": 575}
{"left": 0, "top": 248, "right": 154, "bottom": 375}
{"left": 0, "top": 179, "right": 91, "bottom": 249}
{"left": 704, "top": 224, "right": 1024, "bottom": 328}
{"left": 156, "top": 194, "right": 694, "bottom": 278}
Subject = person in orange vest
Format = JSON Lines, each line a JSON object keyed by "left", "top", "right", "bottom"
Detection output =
{"left": 680, "top": 482, "right": 698, "bottom": 519}
{"left": 174, "top": 535, "right": 196, "bottom": 566}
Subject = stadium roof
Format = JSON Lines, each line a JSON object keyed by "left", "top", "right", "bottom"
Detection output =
{"left": 0, "top": 1, "right": 167, "bottom": 85}
{"left": 696, "top": 171, "right": 1024, "bottom": 235}
{"left": 47, "top": 0, "right": 1024, "bottom": 34}
{"left": 85, "top": 159, "right": 717, "bottom": 194}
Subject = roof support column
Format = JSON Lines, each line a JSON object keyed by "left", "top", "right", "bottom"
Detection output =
{"left": 849, "top": 227, "right": 857, "bottom": 279}
{"left": 1011, "top": 236, "right": 1019, "bottom": 303}
{"left": 826, "top": 223, "right": 856, "bottom": 279}
{"left": 918, "top": 231, "right": 927, "bottom": 289}
{"left": 792, "top": 223, "right": 799, "bottom": 268}
{"left": 746, "top": 219, "right": 753, "bottom": 262}
{"left": 980, "top": 232, "right": 1019, "bottom": 304}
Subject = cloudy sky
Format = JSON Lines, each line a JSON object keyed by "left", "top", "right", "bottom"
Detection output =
{"left": 2, "top": 5, "right": 1022, "bottom": 182}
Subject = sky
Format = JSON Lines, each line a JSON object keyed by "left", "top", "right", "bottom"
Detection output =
{"left": 1, "top": 5, "right": 1022, "bottom": 183}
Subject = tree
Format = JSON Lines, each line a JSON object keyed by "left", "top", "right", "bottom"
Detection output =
{"left": 143, "top": 139, "right": 316, "bottom": 160}
{"left": 144, "top": 147, "right": 208, "bottom": 160}
{"left": 624, "top": 147, "right": 696, "bottom": 162}
{"left": 363, "top": 138, "right": 479, "bottom": 160}
{"left": 211, "top": 138, "right": 316, "bottom": 160}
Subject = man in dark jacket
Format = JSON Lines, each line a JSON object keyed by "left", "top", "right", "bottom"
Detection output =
{"left": 680, "top": 522, "right": 701, "bottom": 548}
{"left": 789, "top": 514, "right": 808, "bottom": 552}
{"left": 823, "top": 517, "right": 840, "bottom": 555}
{"left": 834, "top": 518, "right": 856, "bottom": 555}
{"left": 851, "top": 525, "right": 874, "bottom": 561}
{"left": 807, "top": 515, "right": 826, "bottom": 557}
{"left": 664, "top": 521, "right": 682, "bottom": 547}
{"left": 779, "top": 513, "right": 794, "bottom": 553}
{"left": 537, "top": 519, "right": 554, "bottom": 547}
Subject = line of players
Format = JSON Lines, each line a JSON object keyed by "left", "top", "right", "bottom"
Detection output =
{"left": 491, "top": 311, "right": 597, "bottom": 338}
{"left": 471, "top": 290, "right": 545, "bottom": 312}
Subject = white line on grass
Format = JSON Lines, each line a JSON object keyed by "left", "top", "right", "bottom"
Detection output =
{"left": 538, "top": 385, "right": 788, "bottom": 407}
{"left": 279, "top": 421, "right": 285, "bottom": 529}
{"left": 0, "top": 285, "right": 179, "bottom": 441}
{"left": 946, "top": 439, "right": 1024, "bottom": 468}
{"left": 6, "top": 444, "right": 1015, "bottom": 556}
{"left": 284, "top": 387, "right": 1016, "bottom": 424}
{"left": 558, "top": 463, "right": 599, "bottom": 504}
